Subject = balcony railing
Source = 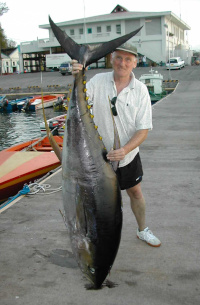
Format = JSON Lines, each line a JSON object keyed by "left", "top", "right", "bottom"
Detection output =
{"left": 92, "top": 33, "right": 110, "bottom": 38}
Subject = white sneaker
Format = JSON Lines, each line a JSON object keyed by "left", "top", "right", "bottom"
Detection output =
{"left": 137, "top": 227, "right": 161, "bottom": 247}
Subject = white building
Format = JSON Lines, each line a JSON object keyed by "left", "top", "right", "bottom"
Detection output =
{"left": 19, "top": 5, "right": 192, "bottom": 72}
{"left": 1, "top": 47, "right": 20, "bottom": 74}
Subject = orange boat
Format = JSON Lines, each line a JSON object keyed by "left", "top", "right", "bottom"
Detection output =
{"left": 17, "top": 94, "right": 65, "bottom": 112}
{"left": 0, "top": 136, "right": 63, "bottom": 204}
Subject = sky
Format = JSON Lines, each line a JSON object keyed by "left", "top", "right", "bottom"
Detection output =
{"left": 0, "top": 0, "right": 200, "bottom": 50}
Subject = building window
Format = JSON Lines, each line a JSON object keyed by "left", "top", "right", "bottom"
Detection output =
{"left": 79, "top": 28, "right": 83, "bottom": 35}
{"left": 88, "top": 28, "right": 92, "bottom": 34}
{"left": 6, "top": 61, "right": 9, "bottom": 66}
{"left": 145, "top": 17, "right": 161, "bottom": 35}
{"left": 70, "top": 29, "right": 74, "bottom": 36}
{"left": 13, "top": 62, "right": 16, "bottom": 66}
{"left": 97, "top": 26, "right": 101, "bottom": 33}
{"left": 116, "top": 24, "right": 121, "bottom": 34}
{"left": 180, "top": 30, "right": 184, "bottom": 41}
{"left": 106, "top": 25, "right": 111, "bottom": 32}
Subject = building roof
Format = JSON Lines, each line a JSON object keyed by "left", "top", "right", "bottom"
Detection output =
{"left": 111, "top": 4, "right": 129, "bottom": 13}
{"left": 1, "top": 52, "right": 9, "bottom": 59}
{"left": 39, "top": 8, "right": 190, "bottom": 31}
{"left": 1, "top": 48, "right": 18, "bottom": 57}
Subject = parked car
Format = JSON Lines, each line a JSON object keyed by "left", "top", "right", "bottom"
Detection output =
{"left": 166, "top": 57, "right": 185, "bottom": 70}
{"left": 59, "top": 62, "right": 72, "bottom": 75}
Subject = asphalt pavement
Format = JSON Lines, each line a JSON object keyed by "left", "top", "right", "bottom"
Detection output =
{"left": 0, "top": 65, "right": 200, "bottom": 92}
{"left": 0, "top": 65, "right": 200, "bottom": 305}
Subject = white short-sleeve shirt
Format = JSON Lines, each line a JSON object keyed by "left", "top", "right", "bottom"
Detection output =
{"left": 86, "top": 71, "right": 152, "bottom": 167}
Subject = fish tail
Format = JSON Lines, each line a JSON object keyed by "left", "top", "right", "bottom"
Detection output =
{"left": 49, "top": 16, "right": 142, "bottom": 67}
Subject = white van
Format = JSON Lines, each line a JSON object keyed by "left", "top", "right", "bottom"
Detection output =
{"left": 59, "top": 62, "right": 72, "bottom": 75}
{"left": 166, "top": 57, "right": 185, "bottom": 70}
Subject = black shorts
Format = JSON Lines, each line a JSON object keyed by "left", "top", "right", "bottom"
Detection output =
{"left": 116, "top": 153, "right": 143, "bottom": 190}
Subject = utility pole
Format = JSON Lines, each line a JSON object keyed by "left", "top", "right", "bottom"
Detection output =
{"left": 164, "top": 23, "right": 172, "bottom": 81}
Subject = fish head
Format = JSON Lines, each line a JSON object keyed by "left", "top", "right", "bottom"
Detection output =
{"left": 74, "top": 237, "right": 111, "bottom": 289}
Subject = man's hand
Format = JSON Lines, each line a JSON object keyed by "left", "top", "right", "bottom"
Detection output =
{"left": 107, "top": 130, "right": 148, "bottom": 162}
{"left": 71, "top": 59, "right": 86, "bottom": 75}
{"left": 107, "top": 148, "right": 126, "bottom": 162}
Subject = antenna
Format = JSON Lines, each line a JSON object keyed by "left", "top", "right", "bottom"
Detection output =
{"left": 83, "top": 0, "right": 87, "bottom": 43}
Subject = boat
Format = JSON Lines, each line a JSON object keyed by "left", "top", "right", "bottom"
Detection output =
{"left": 0, "top": 136, "right": 63, "bottom": 204}
{"left": 40, "top": 114, "right": 66, "bottom": 136}
{"left": 17, "top": 94, "right": 65, "bottom": 112}
{"left": 53, "top": 96, "right": 66, "bottom": 111}
{"left": 139, "top": 68, "right": 167, "bottom": 104}
{"left": 0, "top": 95, "right": 6, "bottom": 102}
{"left": 53, "top": 84, "right": 72, "bottom": 111}
{"left": 53, "top": 95, "right": 70, "bottom": 111}
{"left": 17, "top": 96, "right": 37, "bottom": 112}
{"left": 0, "top": 97, "right": 33, "bottom": 113}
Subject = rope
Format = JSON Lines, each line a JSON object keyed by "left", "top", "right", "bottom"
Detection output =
{"left": 0, "top": 182, "right": 62, "bottom": 211}
{"left": 27, "top": 183, "right": 62, "bottom": 195}
{"left": 0, "top": 184, "right": 31, "bottom": 210}
{"left": 0, "top": 167, "right": 62, "bottom": 211}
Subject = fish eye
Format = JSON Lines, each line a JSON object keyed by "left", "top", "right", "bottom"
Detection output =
{"left": 89, "top": 267, "right": 95, "bottom": 274}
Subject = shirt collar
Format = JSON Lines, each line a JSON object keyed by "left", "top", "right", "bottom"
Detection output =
{"left": 111, "top": 71, "right": 136, "bottom": 90}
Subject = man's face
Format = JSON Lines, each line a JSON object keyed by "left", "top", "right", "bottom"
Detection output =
{"left": 111, "top": 50, "right": 137, "bottom": 78}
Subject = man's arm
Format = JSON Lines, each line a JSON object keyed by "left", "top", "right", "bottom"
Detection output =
{"left": 106, "top": 129, "right": 148, "bottom": 161}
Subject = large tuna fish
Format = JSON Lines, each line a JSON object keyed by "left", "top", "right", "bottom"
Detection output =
{"left": 48, "top": 17, "right": 142, "bottom": 289}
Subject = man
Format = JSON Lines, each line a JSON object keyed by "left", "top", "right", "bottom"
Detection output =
{"left": 72, "top": 43, "right": 161, "bottom": 247}
{"left": 143, "top": 55, "right": 147, "bottom": 67}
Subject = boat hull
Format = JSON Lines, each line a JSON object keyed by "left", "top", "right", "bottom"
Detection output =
{"left": 0, "top": 97, "right": 34, "bottom": 113}
{"left": 0, "top": 152, "right": 60, "bottom": 203}
{"left": 17, "top": 95, "right": 65, "bottom": 112}
{"left": 0, "top": 136, "right": 63, "bottom": 203}
{"left": 40, "top": 114, "right": 66, "bottom": 137}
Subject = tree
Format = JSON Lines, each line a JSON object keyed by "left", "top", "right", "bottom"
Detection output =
{"left": 0, "top": 26, "right": 8, "bottom": 48}
{"left": 7, "top": 39, "right": 16, "bottom": 48}
{"left": 0, "top": 2, "right": 9, "bottom": 73}
{"left": 0, "top": 2, "right": 8, "bottom": 16}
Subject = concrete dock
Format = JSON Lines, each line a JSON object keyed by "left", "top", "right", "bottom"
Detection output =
{"left": 0, "top": 66, "right": 200, "bottom": 305}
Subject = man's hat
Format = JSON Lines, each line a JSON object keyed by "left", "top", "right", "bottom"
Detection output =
{"left": 115, "top": 42, "right": 138, "bottom": 57}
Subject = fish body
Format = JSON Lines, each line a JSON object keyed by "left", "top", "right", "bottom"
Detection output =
{"left": 48, "top": 17, "right": 142, "bottom": 288}
{"left": 62, "top": 71, "right": 122, "bottom": 288}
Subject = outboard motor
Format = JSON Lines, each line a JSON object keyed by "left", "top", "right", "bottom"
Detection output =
{"left": 53, "top": 96, "right": 64, "bottom": 110}
{"left": 0, "top": 98, "right": 9, "bottom": 111}
{"left": 49, "top": 120, "right": 59, "bottom": 135}
{"left": 22, "top": 98, "right": 31, "bottom": 112}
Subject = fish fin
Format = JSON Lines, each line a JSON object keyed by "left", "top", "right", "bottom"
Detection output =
{"left": 85, "top": 26, "right": 143, "bottom": 67}
{"left": 108, "top": 97, "right": 120, "bottom": 172}
{"left": 49, "top": 16, "right": 143, "bottom": 67}
{"left": 41, "top": 90, "right": 62, "bottom": 162}
{"left": 49, "top": 16, "right": 81, "bottom": 62}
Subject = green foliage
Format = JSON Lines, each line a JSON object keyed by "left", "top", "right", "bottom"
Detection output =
{"left": 0, "top": 26, "right": 8, "bottom": 48}
{"left": 193, "top": 51, "right": 200, "bottom": 57}
{"left": 0, "top": 3, "right": 14, "bottom": 50}
{"left": 0, "top": 2, "right": 9, "bottom": 16}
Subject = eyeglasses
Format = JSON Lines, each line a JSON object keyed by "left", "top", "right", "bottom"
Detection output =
{"left": 111, "top": 96, "right": 117, "bottom": 116}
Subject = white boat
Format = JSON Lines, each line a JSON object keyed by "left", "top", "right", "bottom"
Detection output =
{"left": 17, "top": 94, "right": 65, "bottom": 112}
{"left": 30, "top": 94, "right": 65, "bottom": 111}
{"left": 139, "top": 67, "right": 164, "bottom": 94}
{"left": 40, "top": 114, "right": 66, "bottom": 136}
{"left": 139, "top": 68, "right": 167, "bottom": 103}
